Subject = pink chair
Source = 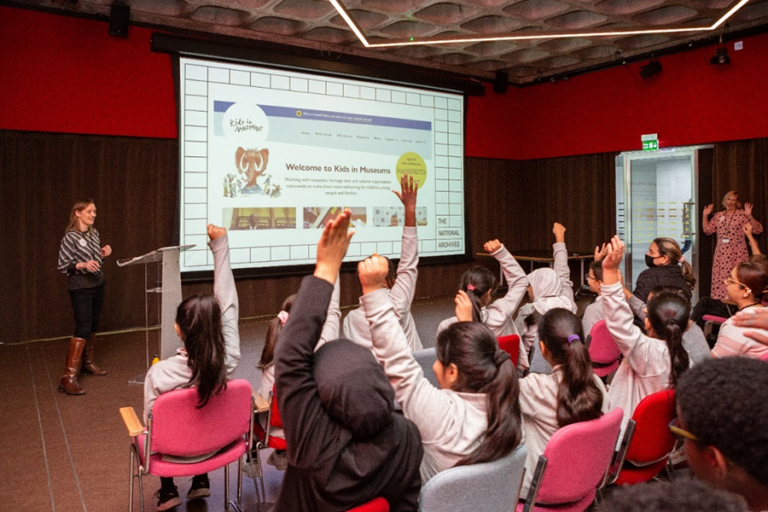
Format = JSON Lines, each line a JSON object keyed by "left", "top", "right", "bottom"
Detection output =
{"left": 588, "top": 320, "right": 622, "bottom": 377}
{"left": 606, "top": 389, "right": 676, "bottom": 486}
{"left": 347, "top": 497, "right": 389, "bottom": 511}
{"left": 760, "top": 352, "right": 768, "bottom": 362}
{"left": 120, "top": 379, "right": 254, "bottom": 512}
{"left": 498, "top": 334, "right": 521, "bottom": 368}
{"left": 518, "top": 407, "right": 624, "bottom": 512}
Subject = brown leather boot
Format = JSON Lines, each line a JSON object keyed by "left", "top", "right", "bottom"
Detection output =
{"left": 59, "top": 337, "right": 86, "bottom": 395}
{"left": 81, "top": 333, "right": 107, "bottom": 376}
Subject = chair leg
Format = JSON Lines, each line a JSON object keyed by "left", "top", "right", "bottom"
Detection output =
{"left": 224, "top": 463, "right": 230, "bottom": 510}
{"left": 237, "top": 456, "right": 243, "bottom": 505}
{"left": 129, "top": 450, "right": 135, "bottom": 512}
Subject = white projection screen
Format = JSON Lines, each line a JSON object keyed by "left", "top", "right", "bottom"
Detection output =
{"left": 178, "top": 57, "right": 466, "bottom": 273}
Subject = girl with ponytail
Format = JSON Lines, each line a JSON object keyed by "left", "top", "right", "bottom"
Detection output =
{"left": 437, "top": 238, "right": 529, "bottom": 365}
{"left": 633, "top": 237, "right": 695, "bottom": 303}
{"left": 600, "top": 236, "right": 691, "bottom": 433}
{"left": 144, "top": 225, "right": 241, "bottom": 510}
{"left": 359, "top": 255, "right": 522, "bottom": 482}
{"left": 518, "top": 308, "right": 610, "bottom": 495}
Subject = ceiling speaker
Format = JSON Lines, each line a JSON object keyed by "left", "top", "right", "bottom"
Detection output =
{"left": 109, "top": 2, "right": 130, "bottom": 38}
{"left": 493, "top": 70, "right": 509, "bottom": 94}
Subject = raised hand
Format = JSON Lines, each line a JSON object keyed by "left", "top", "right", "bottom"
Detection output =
{"left": 594, "top": 243, "right": 608, "bottom": 262}
{"left": 602, "top": 236, "right": 625, "bottom": 271}
{"left": 314, "top": 209, "right": 354, "bottom": 284}
{"left": 454, "top": 290, "right": 473, "bottom": 322}
{"left": 101, "top": 245, "right": 112, "bottom": 258}
{"left": 207, "top": 224, "right": 227, "bottom": 241}
{"left": 393, "top": 174, "right": 418, "bottom": 227}
{"left": 744, "top": 202, "right": 753, "bottom": 218}
{"left": 553, "top": 223, "right": 566, "bottom": 243}
{"left": 483, "top": 239, "right": 502, "bottom": 254}
{"left": 358, "top": 254, "right": 390, "bottom": 295}
{"left": 703, "top": 204, "right": 714, "bottom": 217}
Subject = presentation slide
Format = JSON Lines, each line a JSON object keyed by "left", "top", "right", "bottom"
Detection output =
{"left": 178, "top": 57, "right": 465, "bottom": 272}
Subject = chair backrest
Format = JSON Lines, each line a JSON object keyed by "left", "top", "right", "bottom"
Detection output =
{"left": 623, "top": 389, "right": 676, "bottom": 465}
{"left": 150, "top": 379, "right": 252, "bottom": 457}
{"left": 269, "top": 386, "right": 283, "bottom": 429}
{"left": 347, "top": 497, "right": 389, "bottom": 512}
{"left": 533, "top": 407, "right": 623, "bottom": 506}
{"left": 588, "top": 320, "right": 622, "bottom": 377}
{"left": 498, "top": 334, "right": 521, "bottom": 367}
{"left": 412, "top": 347, "right": 440, "bottom": 389}
{"left": 419, "top": 444, "right": 528, "bottom": 512}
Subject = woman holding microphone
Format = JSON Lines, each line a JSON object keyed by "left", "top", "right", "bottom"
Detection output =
{"left": 57, "top": 199, "right": 112, "bottom": 395}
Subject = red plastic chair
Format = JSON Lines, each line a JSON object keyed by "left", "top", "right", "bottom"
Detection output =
{"left": 251, "top": 386, "right": 286, "bottom": 500}
{"left": 518, "top": 407, "right": 624, "bottom": 512}
{"left": 498, "top": 334, "right": 521, "bottom": 367}
{"left": 347, "top": 497, "right": 390, "bottom": 512}
{"left": 120, "top": 379, "right": 254, "bottom": 512}
{"left": 607, "top": 389, "right": 676, "bottom": 486}
{"left": 587, "top": 320, "right": 622, "bottom": 377}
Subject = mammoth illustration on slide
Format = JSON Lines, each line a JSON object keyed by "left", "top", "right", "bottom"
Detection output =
{"left": 235, "top": 147, "right": 270, "bottom": 189}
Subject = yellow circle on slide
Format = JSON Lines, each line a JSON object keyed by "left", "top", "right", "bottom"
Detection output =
{"left": 395, "top": 152, "right": 427, "bottom": 189}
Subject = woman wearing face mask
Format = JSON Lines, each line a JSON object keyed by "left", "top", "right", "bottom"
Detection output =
{"left": 632, "top": 237, "right": 695, "bottom": 304}
{"left": 703, "top": 191, "right": 762, "bottom": 300}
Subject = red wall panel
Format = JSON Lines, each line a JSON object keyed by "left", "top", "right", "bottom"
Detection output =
{"left": 2, "top": 5, "right": 768, "bottom": 159}
{"left": 0, "top": 6, "right": 176, "bottom": 138}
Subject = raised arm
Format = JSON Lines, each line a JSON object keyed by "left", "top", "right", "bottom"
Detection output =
{"left": 702, "top": 205, "right": 716, "bottom": 235}
{"left": 317, "top": 276, "right": 340, "bottom": 349}
{"left": 389, "top": 174, "right": 419, "bottom": 315}
{"left": 360, "top": 255, "right": 456, "bottom": 443}
{"left": 274, "top": 211, "right": 354, "bottom": 465}
{"left": 743, "top": 203, "right": 763, "bottom": 235}
{"left": 208, "top": 225, "right": 240, "bottom": 379}
{"left": 485, "top": 240, "right": 528, "bottom": 332}
{"left": 601, "top": 236, "right": 658, "bottom": 372}
{"left": 552, "top": 223, "right": 575, "bottom": 309}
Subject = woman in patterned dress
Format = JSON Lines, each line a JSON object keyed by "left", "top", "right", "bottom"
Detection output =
{"left": 703, "top": 191, "right": 762, "bottom": 300}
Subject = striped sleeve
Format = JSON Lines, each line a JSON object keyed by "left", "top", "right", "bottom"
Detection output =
{"left": 58, "top": 232, "right": 80, "bottom": 274}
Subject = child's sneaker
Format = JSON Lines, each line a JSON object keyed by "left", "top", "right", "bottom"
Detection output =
{"left": 186, "top": 474, "right": 211, "bottom": 499}
{"left": 155, "top": 484, "right": 182, "bottom": 511}
{"left": 267, "top": 450, "right": 288, "bottom": 471}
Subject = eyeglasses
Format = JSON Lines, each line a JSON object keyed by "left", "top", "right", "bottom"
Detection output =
{"left": 586, "top": 274, "right": 598, "bottom": 282}
{"left": 724, "top": 276, "right": 752, "bottom": 294}
{"left": 668, "top": 418, "right": 699, "bottom": 442}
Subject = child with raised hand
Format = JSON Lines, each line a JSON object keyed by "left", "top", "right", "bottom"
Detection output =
{"left": 517, "top": 223, "right": 578, "bottom": 373}
{"left": 437, "top": 237, "right": 529, "bottom": 366}
{"left": 272, "top": 209, "right": 423, "bottom": 511}
{"left": 600, "top": 236, "right": 690, "bottom": 432}
{"left": 143, "top": 224, "right": 239, "bottom": 511}
{"left": 344, "top": 174, "right": 423, "bottom": 351}
{"left": 360, "top": 253, "right": 522, "bottom": 482}
{"left": 518, "top": 307, "right": 611, "bottom": 495}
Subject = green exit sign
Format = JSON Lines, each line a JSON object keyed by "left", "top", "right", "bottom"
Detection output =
{"left": 641, "top": 133, "right": 658, "bottom": 151}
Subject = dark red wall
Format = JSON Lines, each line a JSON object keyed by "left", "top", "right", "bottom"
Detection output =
{"left": 2, "top": 5, "right": 768, "bottom": 159}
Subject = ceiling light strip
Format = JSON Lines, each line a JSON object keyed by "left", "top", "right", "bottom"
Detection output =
{"left": 328, "top": 0, "right": 370, "bottom": 47}
{"left": 330, "top": 0, "right": 749, "bottom": 49}
{"left": 711, "top": 0, "right": 750, "bottom": 29}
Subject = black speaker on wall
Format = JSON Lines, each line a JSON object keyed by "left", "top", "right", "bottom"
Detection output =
{"left": 108, "top": 1, "right": 130, "bottom": 37}
{"left": 493, "top": 70, "right": 509, "bottom": 94}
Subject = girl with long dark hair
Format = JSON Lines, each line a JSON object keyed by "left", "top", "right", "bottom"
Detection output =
{"left": 518, "top": 308, "right": 610, "bottom": 494}
{"left": 601, "top": 236, "right": 690, "bottom": 432}
{"left": 143, "top": 224, "right": 240, "bottom": 511}
{"left": 360, "top": 254, "right": 522, "bottom": 482}
{"left": 436, "top": 238, "right": 529, "bottom": 366}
